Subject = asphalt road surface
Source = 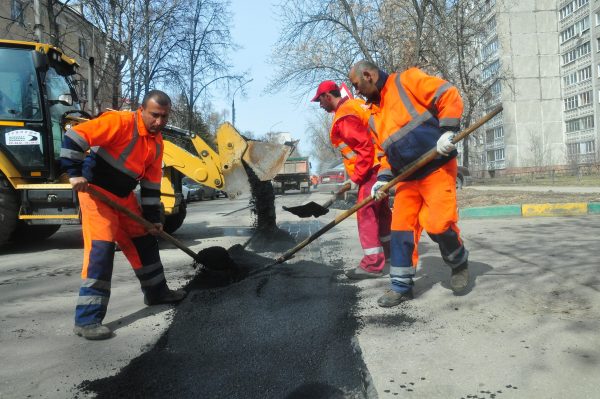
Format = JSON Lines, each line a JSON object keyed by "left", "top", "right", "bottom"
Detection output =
{"left": 1, "top": 189, "right": 599, "bottom": 398}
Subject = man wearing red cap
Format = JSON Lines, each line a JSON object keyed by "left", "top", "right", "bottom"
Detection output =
{"left": 312, "top": 80, "right": 392, "bottom": 279}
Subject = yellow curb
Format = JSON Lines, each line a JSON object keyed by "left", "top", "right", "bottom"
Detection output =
{"left": 522, "top": 202, "right": 588, "bottom": 217}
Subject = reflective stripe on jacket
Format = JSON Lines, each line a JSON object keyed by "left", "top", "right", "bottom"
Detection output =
{"left": 330, "top": 98, "right": 377, "bottom": 183}
{"left": 60, "top": 110, "right": 163, "bottom": 221}
{"left": 369, "top": 67, "right": 463, "bottom": 181}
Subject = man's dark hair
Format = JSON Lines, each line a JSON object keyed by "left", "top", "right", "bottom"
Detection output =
{"left": 329, "top": 89, "right": 341, "bottom": 98}
{"left": 142, "top": 90, "right": 172, "bottom": 108}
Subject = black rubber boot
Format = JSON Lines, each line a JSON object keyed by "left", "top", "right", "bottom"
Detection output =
{"left": 73, "top": 323, "right": 112, "bottom": 340}
{"left": 377, "top": 289, "right": 413, "bottom": 308}
{"left": 144, "top": 287, "right": 187, "bottom": 306}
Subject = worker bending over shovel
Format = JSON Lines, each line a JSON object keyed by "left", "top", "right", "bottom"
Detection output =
{"left": 61, "top": 90, "right": 186, "bottom": 340}
{"left": 312, "top": 81, "right": 392, "bottom": 279}
{"left": 348, "top": 61, "right": 470, "bottom": 307}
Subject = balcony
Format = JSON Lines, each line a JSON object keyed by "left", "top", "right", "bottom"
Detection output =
{"left": 485, "top": 137, "right": 505, "bottom": 150}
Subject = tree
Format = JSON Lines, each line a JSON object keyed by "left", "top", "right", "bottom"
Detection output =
{"left": 169, "top": 0, "right": 243, "bottom": 134}
{"left": 305, "top": 111, "right": 339, "bottom": 172}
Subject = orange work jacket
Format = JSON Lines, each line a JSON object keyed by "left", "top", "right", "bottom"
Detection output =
{"left": 368, "top": 67, "right": 463, "bottom": 181}
{"left": 330, "top": 98, "right": 379, "bottom": 182}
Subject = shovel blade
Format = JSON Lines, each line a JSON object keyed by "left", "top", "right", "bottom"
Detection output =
{"left": 282, "top": 202, "right": 330, "bottom": 218}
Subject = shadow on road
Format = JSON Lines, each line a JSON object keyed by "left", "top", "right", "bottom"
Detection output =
{"left": 79, "top": 245, "right": 374, "bottom": 399}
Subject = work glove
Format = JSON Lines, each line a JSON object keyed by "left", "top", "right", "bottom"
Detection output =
{"left": 342, "top": 179, "right": 358, "bottom": 190}
{"left": 436, "top": 131, "right": 456, "bottom": 156}
{"left": 370, "top": 180, "right": 388, "bottom": 201}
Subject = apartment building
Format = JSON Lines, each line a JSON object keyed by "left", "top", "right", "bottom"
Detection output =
{"left": 472, "top": 0, "right": 600, "bottom": 176}
{"left": 1, "top": 0, "right": 117, "bottom": 112}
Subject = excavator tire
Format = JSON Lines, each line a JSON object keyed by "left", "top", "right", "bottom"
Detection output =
{"left": 0, "top": 176, "right": 19, "bottom": 247}
{"left": 163, "top": 200, "right": 187, "bottom": 234}
{"left": 11, "top": 222, "right": 61, "bottom": 241}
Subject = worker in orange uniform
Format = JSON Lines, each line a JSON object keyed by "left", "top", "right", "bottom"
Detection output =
{"left": 61, "top": 90, "right": 186, "bottom": 340}
{"left": 348, "top": 61, "right": 469, "bottom": 307}
{"left": 312, "top": 80, "right": 392, "bottom": 278}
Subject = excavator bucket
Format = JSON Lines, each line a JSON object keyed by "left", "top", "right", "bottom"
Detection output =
{"left": 216, "top": 123, "right": 292, "bottom": 199}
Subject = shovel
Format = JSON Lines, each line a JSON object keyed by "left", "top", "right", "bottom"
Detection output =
{"left": 282, "top": 183, "right": 352, "bottom": 218}
{"left": 265, "top": 105, "right": 503, "bottom": 268}
{"left": 86, "top": 186, "right": 235, "bottom": 271}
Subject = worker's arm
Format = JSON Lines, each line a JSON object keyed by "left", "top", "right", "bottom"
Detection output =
{"left": 60, "top": 112, "right": 127, "bottom": 182}
{"left": 404, "top": 68, "right": 464, "bottom": 133}
{"left": 335, "top": 115, "right": 374, "bottom": 185}
{"left": 140, "top": 140, "right": 164, "bottom": 225}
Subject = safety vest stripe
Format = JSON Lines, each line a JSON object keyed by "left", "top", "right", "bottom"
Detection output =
{"left": 432, "top": 82, "right": 452, "bottom": 107}
{"left": 368, "top": 116, "right": 378, "bottom": 136}
{"left": 65, "top": 129, "right": 90, "bottom": 151}
{"left": 140, "top": 180, "right": 161, "bottom": 190}
{"left": 139, "top": 272, "right": 166, "bottom": 287}
{"left": 60, "top": 148, "right": 86, "bottom": 161}
{"left": 81, "top": 278, "right": 111, "bottom": 290}
{"left": 141, "top": 197, "right": 161, "bottom": 206}
{"left": 93, "top": 147, "right": 139, "bottom": 179}
{"left": 342, "top": 150, "right": 357, "bottom": 160}
{"left": 390, "top": 266, "right": 416, "bottom": 276}
{"left": 379, "top": 235, "right": 391, "bottom": 243}
{"left": 134, "top": 261, "right": 163, "bottom": 276}
{"left": 381, "top": 110, "right": 433, "bottom": 151}
{"left": 118, "top": 113, "right": 140, "bottom": 164}
{"left": 154, "top": 141, "right": 161, "bottom": 162}
{"left": 395, "top": 74, "right": 419, "bottom": 118}
{"left": 77, "top": 295, "right": 110, "bottom": 306}
{"left": 364, "top": 246, "right": 384, "bottom": 255}
{"left": 439, "top": 117, "right": 461, "bottom": 128}
{"left": 336, "top": 142, "right": 348, "bottom": 150}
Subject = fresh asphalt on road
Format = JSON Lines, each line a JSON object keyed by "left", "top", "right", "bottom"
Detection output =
{"left": 2, "top": 188, "right": 599, "bottom": 398}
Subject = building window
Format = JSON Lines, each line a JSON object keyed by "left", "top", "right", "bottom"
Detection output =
{"left": 481, "top": 38, "right": 498, "bottom": 59}
{"left": 564, "top": 95, "right": 579, "bottom": 110}
{"left": 11, "top": 0, "right": 24, "bottom": 26}
{"left": 581, "top": 115, "right": 594, "bottom": 129}
{"left": 561, "top": 26, "right": 575, "bottom": 43}
{"left": 482, "top": 59, "right": 500, "bottom": 81}
{"left": 596, "top": 12, "right": 600, "bottom": 25}
{"left": 560, "top": 2, "right": 574, "bottom": 20}
{"left": 579, "top": 65, "right": 592, "bottom": 81}
{"left": 494, "top": 148, "right": 505, "bottom": 160}
{"left": 561, "top": 41, "right": 591, "bottom": 65}
{"left": 579, "top": 90, "right": 592, "bottom": 106}
{"left": 79, "top": 38, "right": 87, "bottom": 58}
{"left": 584, "top": 140, "right": 595, "bottom": 153}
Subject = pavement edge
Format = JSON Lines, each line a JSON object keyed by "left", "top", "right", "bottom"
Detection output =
{"left": 460, "top": 201, "right": 600, "bottom": 219}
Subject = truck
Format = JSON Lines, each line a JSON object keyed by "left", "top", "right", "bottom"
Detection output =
{"left": 272, "top": 156, "right": 311, "bottom": 194}
{"left": 0, "top": 39, "right": 291, "bottom": 246}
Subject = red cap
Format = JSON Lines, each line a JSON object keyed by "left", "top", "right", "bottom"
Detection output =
{"left": 311, "top": 80, "right": 340, "bottom": 102}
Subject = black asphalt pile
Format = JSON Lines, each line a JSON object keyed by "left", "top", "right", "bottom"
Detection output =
{"left": 243, "top": 160, "right": 297, "bottom": 253}
{"left": 329, "top": 199, "right": 355, "bottom": 210}
{"left": 78, "top": 248, "right": 373, "bottom": 398}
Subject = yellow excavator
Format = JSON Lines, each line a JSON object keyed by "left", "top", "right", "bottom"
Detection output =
{"left": 0, "top": 39, "right": 291, "bottom": 247}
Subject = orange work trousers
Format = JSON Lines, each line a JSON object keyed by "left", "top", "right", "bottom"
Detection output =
{"left": 389, "top": 158, "right": 468, "bottom": 293}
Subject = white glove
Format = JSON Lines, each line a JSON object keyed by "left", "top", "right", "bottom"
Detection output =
{"left": 436, "top": 131, "right": 456, "bottom": 156}
{"left": 342, "top": 179, "right": 358, "bottom": 190}
{"left": 370, "top": 180, "right": 388, "bottom": 201}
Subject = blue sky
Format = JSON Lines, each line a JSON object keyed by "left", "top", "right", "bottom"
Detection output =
{"left": 211, "top": 0, "right": 316, "bottom": 156}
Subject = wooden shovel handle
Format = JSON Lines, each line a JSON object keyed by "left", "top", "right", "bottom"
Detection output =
{"left": 274, "top": 105, "right": 503, "bottom": 264}
{"left": 86, "top": 186, "right": 200, "bottom": 262}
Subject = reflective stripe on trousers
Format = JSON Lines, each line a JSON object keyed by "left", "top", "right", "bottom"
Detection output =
{"left": 75, "top": 185, "right": 167, "bottom": 326}
{"left": 357, "top": 169, "right": 392, "bottom": 272}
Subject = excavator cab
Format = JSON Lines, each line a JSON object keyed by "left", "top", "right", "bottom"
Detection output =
{"left": 0, "top": 40, "right": 83, "bottom": 180}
